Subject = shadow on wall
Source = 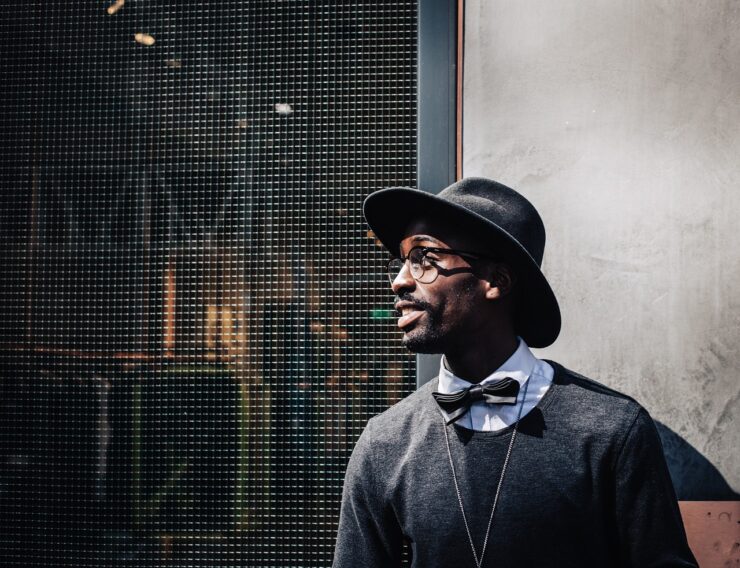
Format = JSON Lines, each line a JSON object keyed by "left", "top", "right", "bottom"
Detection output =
{"left": 655, "top": 421, "right": 739, "bottom": 501}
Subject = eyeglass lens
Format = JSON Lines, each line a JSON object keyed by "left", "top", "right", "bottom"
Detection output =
{"left": 387, "top": 249, "right": 436, "bottom": 284}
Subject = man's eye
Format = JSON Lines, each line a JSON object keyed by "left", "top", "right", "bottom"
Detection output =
{"left": 421, "top": 255, "right": 439, "bottom": 266}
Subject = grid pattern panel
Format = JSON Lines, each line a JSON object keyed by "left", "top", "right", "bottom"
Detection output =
{"left": 0, "top": 1, "right": 417, "bottom": 566}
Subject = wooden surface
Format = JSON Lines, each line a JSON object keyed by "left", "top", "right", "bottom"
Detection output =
{"left": 679, "top": 501, "right": 740, "bottom": 567}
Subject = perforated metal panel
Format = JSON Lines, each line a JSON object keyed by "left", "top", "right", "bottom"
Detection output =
{"left": 0, "top": 1, "right": 417, "bottom": 565}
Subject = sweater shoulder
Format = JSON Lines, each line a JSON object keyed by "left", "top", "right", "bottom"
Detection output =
{"left": 550, "top": 361, "right": 635, "bottom": 399}
{"left": 363, "top": 379, "right": 438, "bottom": 441}
{"left": 546, "top": 360, "right": 646, "bottom": 432}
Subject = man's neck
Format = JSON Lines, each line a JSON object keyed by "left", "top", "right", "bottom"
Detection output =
{"left": 444, "top": 334, "right": 519, "bottom": 384}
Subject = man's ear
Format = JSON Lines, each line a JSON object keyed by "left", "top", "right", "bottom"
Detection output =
{"left": 485, "top": 264, "right": 516, "bottom": 300}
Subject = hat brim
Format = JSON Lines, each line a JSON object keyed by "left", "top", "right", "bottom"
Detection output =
{"left": 364, "top": 187, "right": 561, "bottom": 348}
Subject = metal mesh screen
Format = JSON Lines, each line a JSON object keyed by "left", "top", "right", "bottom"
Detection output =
{"left": 0, "top": 1, "right": 417, "bottom": 565}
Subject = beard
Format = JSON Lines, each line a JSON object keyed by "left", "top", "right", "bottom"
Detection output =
{"left": 396, "top": 277, "right": 480, "bottom": 354}
{"left": 396, "top": 295, "right": 450, "bottom": 354}
{"left": 402, "top": 329, "right": 446, "bottom": 353}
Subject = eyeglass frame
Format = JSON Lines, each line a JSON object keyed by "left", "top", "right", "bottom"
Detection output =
{"left": 386, "top": 245, "right": 496, "bottom": 285}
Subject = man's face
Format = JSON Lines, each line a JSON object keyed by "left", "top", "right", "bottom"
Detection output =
{"left": 391, "top": 220, "right": 491, "bottom": 354}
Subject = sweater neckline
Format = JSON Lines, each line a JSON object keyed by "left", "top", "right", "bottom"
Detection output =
{"left": 425, "top": 359, "right": 564, "bottom": 439}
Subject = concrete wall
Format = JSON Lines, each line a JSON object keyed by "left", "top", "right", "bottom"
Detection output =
{"left": 463, "top": 0, "right": 739, "bottom": 493}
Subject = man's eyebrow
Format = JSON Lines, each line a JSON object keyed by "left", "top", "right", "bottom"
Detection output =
{"left": 409, "top": 235, "right": 444, "bottom": 245}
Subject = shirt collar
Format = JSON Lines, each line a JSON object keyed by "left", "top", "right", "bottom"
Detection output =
{"left": 437, "top": 338, "right": 537, "bottom": 394}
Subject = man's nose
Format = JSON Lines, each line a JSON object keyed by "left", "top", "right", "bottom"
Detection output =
{"left": 391, "top": 261, "right": 416, "bottom": 294}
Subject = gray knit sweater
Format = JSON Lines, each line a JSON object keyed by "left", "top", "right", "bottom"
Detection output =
{"left": 333, "top": 361, "right": 697, "bottom": 567}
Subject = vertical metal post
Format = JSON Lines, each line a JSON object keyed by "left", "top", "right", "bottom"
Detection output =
{"left": 416, "top": 0, "right": 459, "bottom": 387}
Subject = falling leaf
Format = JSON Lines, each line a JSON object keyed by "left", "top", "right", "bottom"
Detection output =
{"left": 135, "top": 33, "right": 156, "bottom": 46}
{"left": 274, "top": 103, "right": 293, "bottom": 115}
{"left": 106, "top": 0, "right": 124, "bottom": 15}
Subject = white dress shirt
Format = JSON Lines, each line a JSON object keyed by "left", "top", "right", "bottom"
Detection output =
{"left": 437, "top": 338, "right": 553, "bottom": 431}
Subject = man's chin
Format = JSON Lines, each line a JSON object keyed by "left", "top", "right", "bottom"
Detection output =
{"left": 401, "top": 330, "right": 444, "bottom": 354}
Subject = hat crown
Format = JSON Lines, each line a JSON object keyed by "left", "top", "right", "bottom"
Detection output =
{"left": 439, "top": 177, "right": 546, "bottom": 266}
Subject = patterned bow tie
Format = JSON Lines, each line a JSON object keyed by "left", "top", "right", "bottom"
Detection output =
{"left": 432, "top": 377, "right": 520, "bottom": 425}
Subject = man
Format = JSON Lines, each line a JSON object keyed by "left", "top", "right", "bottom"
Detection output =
{"left": 333, "top": 178, "right": 697, "bottom": 567}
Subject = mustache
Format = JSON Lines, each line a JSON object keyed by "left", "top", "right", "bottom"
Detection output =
{"left": 394, "top": 294, "right": 432, "bottom": 312}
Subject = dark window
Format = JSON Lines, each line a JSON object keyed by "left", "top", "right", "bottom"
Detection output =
{"left": 0, "top": 1, "right": 417, "bottom": 565}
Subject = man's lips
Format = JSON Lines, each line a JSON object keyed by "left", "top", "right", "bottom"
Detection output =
{"left": 397, "top": 310, "right": 424, "bottom": 329}
{"left": 394, "top": 301, "right": 426, "bottom": 330}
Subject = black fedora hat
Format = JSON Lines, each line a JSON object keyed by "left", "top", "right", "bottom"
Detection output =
{"left": 363, "top": 177, "right": 561, "bottom": 348}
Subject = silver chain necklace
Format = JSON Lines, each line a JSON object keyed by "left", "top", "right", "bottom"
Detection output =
{"left": 442, "top": 377, "right": 531, "bottom": 568}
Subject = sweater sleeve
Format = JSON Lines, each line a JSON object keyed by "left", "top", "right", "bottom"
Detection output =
{"left": 613, "top": 407, "right": 698, "bottom": 567}
{"left": 332, "top": 419, "right": 404, "bottom": 568}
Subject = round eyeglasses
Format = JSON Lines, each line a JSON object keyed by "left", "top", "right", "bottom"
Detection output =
{"left": 386, "top": 246, "right": 491, "bottom": 285}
